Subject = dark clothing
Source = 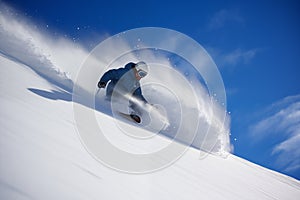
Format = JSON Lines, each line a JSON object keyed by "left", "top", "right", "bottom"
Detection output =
{"left": 99, "top": 63, "right": 147, "bottom": 114}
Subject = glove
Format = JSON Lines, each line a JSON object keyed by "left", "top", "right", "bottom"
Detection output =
{"left": 98, "top": 81, "right": 106, "bottom": 88}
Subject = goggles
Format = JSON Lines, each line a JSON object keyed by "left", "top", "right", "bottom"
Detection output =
{"left": 137, "top": 69, "right": 147, "bottom": 78}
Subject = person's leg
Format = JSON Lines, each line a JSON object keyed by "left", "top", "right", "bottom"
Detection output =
{"left": 129, "top": 99, "right": 142, "bottom": 116}
{"left": 105, "top": 83, "right": 114, "bottom": 101}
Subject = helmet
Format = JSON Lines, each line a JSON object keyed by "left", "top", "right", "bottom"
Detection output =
{"left": 135, "top": 61, "right": 148, "bottom": 72}
{"left": 135, "top": 61, "right": 148, "bottom": 77}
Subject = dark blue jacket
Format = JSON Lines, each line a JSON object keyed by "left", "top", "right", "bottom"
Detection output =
{"left": 99, "top": 62, "right": 147, "bottom": 103}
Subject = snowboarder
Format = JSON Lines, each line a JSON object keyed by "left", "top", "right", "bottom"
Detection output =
{"left": 97, "top": 61, "right": 149, "bottom": 123}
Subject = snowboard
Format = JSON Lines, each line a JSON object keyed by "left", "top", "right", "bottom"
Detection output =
{"left": 118, "top": 112, "right": 141, "bottom": 123}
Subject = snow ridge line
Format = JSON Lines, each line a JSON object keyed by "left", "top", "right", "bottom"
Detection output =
{"left": 0, "top": 5, "right": 84, "bottom": 91}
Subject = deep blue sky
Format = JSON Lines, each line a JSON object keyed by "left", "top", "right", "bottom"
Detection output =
{"left": 5, "top": 0, "right": 300, "bottom": 179}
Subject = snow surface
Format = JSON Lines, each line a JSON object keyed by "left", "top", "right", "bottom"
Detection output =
{"left": 1, "top": 6, "right": 300, "bottom": 199}
{"left": 1, "top": 46, "right": 300, "bottom": 200}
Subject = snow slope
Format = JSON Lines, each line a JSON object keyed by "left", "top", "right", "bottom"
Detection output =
{"left": 1, "top": 5, "right": 300, "bottom": 199}
{"left": 0, "top": 5, "right": 231, "bottom": 155}
{"left": 1, "top": 51, "right": 300, "bottom": 199}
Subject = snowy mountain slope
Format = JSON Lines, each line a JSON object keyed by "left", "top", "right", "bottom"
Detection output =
{"left": 1, "top": 53, "right": 300, "bottom": 199}
{"left": 1, "top": 6, "right": 233, "bottom": 156}
{"left": 1, "top": 6, "right": 300, "bottom": 199}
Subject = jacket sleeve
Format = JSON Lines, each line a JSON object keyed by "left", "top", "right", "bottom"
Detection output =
{"left": 99, "top": 69, "right": 117, "bottom": 84}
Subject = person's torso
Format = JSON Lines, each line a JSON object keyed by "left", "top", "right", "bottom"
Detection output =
{"left": 113, "top": 68, "right": 140, "bottom": 93}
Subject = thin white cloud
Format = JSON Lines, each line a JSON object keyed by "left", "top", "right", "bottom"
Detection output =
{"left": 222, "top": 48, "right": 258, "bottom": 66}
{"left": 207, "top": 9, "right": 258, "bottom": 68}
{"left": 250, "top": 94, "right": 300, "bottom": 173}
{"left": 208, "top": 9, "right": 244, "bottom": 30}
{"left": 207, "top": 47, "right": 259, "bottom": 68}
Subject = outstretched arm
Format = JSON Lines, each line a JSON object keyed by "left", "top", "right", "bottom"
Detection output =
{"left": 98, "top": 69, "right": 117, "bottom": 88}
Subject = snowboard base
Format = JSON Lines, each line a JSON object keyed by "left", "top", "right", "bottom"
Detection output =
{"left": 118, "top": 112, "right": 141, "bottom": 123}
